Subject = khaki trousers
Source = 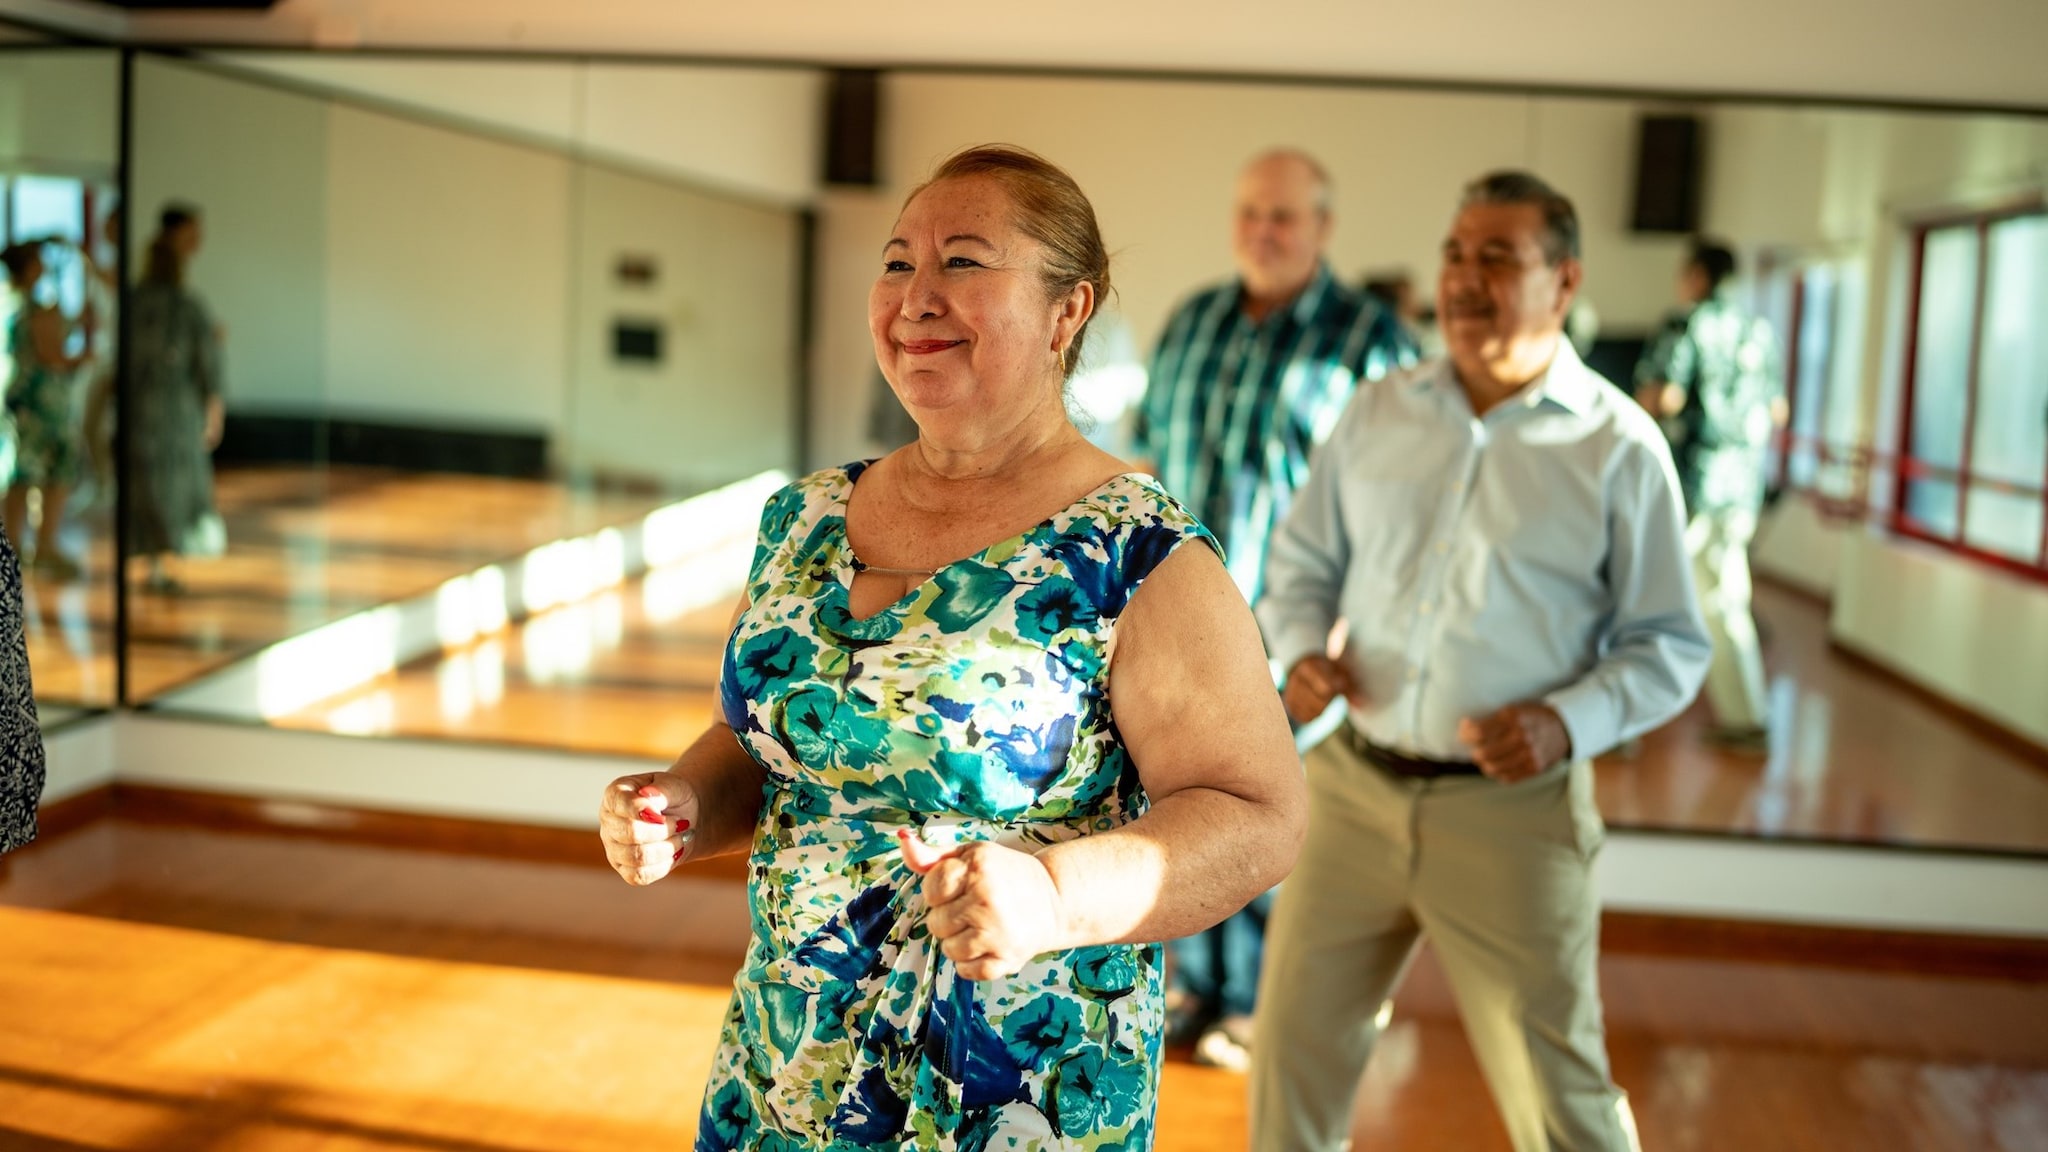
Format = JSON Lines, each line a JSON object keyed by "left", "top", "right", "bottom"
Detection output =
{"left": 1688, "top": 506, "right": 1769, "bottom": 732}
{"left": 1249, "top": 735, "right": 1641, "bottom": 1152}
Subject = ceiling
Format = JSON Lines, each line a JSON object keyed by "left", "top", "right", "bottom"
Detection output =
{"left": 5, "top": 0, "right": 2046, "bottom": 112}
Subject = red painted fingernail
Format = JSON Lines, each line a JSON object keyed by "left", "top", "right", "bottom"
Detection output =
{"left": 674, "top": 819, "right": 691, "bottom": 832}
{"left": 636, "top": 809, "right": 665, "bottom": 825}
{"left": 636, "top": 785, "right": 663, "bottom": 798}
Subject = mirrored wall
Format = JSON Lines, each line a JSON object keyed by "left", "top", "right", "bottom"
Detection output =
{"left": 3, "top": 18, "right": 2042, "bottom": 860}
{"left": 0, "top": 31, "right": 120, "bottom": 719}
{"left": 117, "top": 51, "right": 812, "bottom": 752}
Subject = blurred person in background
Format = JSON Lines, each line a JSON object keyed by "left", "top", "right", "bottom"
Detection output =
{"left": 1634, "top": 237, "right": 1780, "bottom": 751}
{"left": 3, "top": 240, "right": 87, "bottom": 579}
{"left": 125, "top": 203, "right": 225, "bottom": 595}
{"left": 1135, "top": 148, "right": 1416, "bottom": 1073}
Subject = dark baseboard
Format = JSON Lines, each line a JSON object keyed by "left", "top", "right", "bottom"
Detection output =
{"left": 29, "top": 784, "right": 2046, "bottom": 976}
{"left": 216, "top": 413, "right": 550, "bottom": 479}
{"left": 29, "top": 784, "right": 117, "bottom": 843}
{"left": 1601, "top": 911, "right": 2048, "bottom": 982}
{"left": 63, "top": 782, "right": 750, "bottom": 881}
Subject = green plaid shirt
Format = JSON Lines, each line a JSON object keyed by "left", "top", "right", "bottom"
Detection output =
{"left": 1136, "top": 264, "right": 1416, "bottom": 600}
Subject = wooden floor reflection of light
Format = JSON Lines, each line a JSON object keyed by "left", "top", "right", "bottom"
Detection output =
{"left": 23, "top": 465, "right": 670, "bottom": 709}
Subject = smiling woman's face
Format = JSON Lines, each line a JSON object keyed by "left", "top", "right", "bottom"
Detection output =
{"left": 868, "top": 175, "right": 1066, "bottom": 431}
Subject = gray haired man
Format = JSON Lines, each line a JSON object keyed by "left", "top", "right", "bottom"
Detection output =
{"left": 1249, "top": 172, "right": 1711, "bottom": 1151}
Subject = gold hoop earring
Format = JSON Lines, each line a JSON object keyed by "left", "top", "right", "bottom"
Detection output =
{"left": 1056, "top": 344, "right": 1067, "bottom": 376}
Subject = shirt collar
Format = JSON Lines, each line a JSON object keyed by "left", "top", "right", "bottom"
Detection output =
{"left": 1418, "top": 335, "right": 1600, "bottom": 417}
{"left": 1238, "top": 262, "right": 1338, "bottom": 325}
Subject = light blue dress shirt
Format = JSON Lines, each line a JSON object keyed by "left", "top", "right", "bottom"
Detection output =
{"left": 1258, "top": 340, "right": 1712, "bottom": 762}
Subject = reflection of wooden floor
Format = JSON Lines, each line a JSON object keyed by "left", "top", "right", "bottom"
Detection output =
{"left": 22, "top": 466, "right": 668, "bottom": 709}
{"left": 1, "top": 815, "right": 2042, "bottom": 1151}
{"left": 270, "top": 587, "right": 734, "bottom": 759}
{"left": 276, "top": 570, "right": 2048, "bottom": 854}
{"left": 1597, "top": 582, "right": 2048, "bottom": 853}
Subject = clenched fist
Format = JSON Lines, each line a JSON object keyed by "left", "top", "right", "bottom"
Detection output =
{"left": 599, "top": 771, "right": 699, "bottom": 885}
{"left": 898, "top": 828, "right": 1068, "bottom": 982}
{"left": 1456, "top": 703, "right": 1572, "bottom": 783}
{"left": 1282, "top": 654, "right": 1364, "bottom": 725}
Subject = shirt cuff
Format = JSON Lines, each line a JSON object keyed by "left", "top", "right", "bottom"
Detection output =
{"left": 1261, "top": 619, "right": 1334, "bottom": 685}
{"left": 1541, "top": 681, "right": 1615, "bottom": 762}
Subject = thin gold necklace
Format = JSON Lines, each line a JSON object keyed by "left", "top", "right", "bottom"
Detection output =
{"left": 848, "top": 547, "right": 937, "bottom": 578}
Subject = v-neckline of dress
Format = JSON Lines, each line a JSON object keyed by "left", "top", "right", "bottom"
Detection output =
{"left": 832, "top": 463, "right": 1143, "bottom": 625}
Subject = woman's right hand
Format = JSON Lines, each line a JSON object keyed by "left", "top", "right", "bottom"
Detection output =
{"left": 599, "top": 771, "right": 699, "bottom": 885}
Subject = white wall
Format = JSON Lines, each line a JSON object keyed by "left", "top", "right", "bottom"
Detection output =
{"left": 1702, "top": 106, "right": 1834, "bottom": 250}
{"left": 130, "top": 55, "right": 804, "bottom": 485}
{"left": 322, "top": 103, "right": 571, "bottom": 432}
{"left": 810, "top": 73, "right": 1770, "bottom": 468}
{"left": 564, "top": 164, "right": 799, "bottom": 488}
{"left": 131, "top": 58, "right": 330, "bottom": 411}
{"left": 223, "top": 53, "right": 582, "bottom": 151}
{"left": 579, "top": 62, "right": 823, "bottom": 207}
{"left": 217, "top": 52, "right": 823, "bottom": 207}
{"left": 1833, "top": 533, "right": 2048, "bottom": 746}
{"left": 0, "top": 49, "right": 118, "bottom": 174}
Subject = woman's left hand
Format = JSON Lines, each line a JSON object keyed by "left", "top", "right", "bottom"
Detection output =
{"left": 898, "top": 828, "right": 1067, "bottom": 982}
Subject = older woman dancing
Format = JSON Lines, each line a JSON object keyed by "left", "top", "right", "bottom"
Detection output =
{"left": 600, "top": 145, "right": 1305, "bottom": 1151}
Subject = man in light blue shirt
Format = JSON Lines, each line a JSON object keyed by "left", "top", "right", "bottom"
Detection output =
{"left": 1248, "top": 172, "right": 1710, "bottom": 1152}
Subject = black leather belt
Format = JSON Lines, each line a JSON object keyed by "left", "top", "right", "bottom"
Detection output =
{"left": 1341, "top": 724, "right": 1484, "bottom": 779}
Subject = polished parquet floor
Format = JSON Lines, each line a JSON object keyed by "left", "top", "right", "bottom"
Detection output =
{"left": 1, "top": 811, "right": 2043, "bottom": 1151}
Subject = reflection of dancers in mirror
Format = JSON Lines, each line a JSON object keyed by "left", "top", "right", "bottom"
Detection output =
{"left": 80, "top": 209, "right": 122, "bottom": 516}
{"left": 126, "top": 204, "right": 224, "bottom": 596}
{"left": 3, "top": 241, "right": 88, "bottom": 580}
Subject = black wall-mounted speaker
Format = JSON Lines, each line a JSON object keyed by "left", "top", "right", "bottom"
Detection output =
{"left": 1630, "top": 114, "right": 1704, "bottom": 234}
{"left": 822, "top": 69, "right": 882, "bottom": 188}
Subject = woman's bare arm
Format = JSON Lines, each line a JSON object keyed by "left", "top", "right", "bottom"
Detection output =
{"left": 599, "top": 599, "right": 768, "bottom": 883}
{"left": 1033, "top": 542, "right": 1306, "bottom": 947}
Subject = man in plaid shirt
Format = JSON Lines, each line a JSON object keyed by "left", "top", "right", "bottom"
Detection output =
{"left": 1135, "top": 148, "right": 1415, "bottom": 1071}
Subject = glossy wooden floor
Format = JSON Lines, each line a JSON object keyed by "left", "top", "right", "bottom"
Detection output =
{"left": 270, "top": 585, "right": 733, "bottom": 759}
{"left": 273, "top": 563, "right": 2048, "bottom": 854}
{"left": 22, "top": 466, "right": 667, "bottom": 708}
{"left": 1594, "top": 583, "right": 2048, "bottom": 854}
{"left": 1, "top": 813, "right": 2043, "bottom": 1150}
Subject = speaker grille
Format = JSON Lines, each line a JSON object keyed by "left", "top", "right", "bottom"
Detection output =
{"left": 823, "top": 69, "right": 882, "bottom": 188}
{"left": 1631, "top": 114, "right": 1703, "bottom": 234}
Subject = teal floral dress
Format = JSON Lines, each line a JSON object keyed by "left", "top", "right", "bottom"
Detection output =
{"left": 700, "top": 462, "right": 1216, "bottom": 1151}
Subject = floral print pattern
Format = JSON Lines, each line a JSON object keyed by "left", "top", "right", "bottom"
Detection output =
{"left": 699, "top": 462, "right": 1215, "bottom": 1151}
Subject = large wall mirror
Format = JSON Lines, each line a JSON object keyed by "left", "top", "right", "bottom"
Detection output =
{"left": 4, "top": 30, "right": 2036, "bottom": 859}
{"left": 800, "top": 73, "right": 2047, "bottom": 860}
{"left": 119, "top": 50, "right": 814, "bottom": 756}
{"left": 0, "top": 28, "right": 119, "bottom": 721}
